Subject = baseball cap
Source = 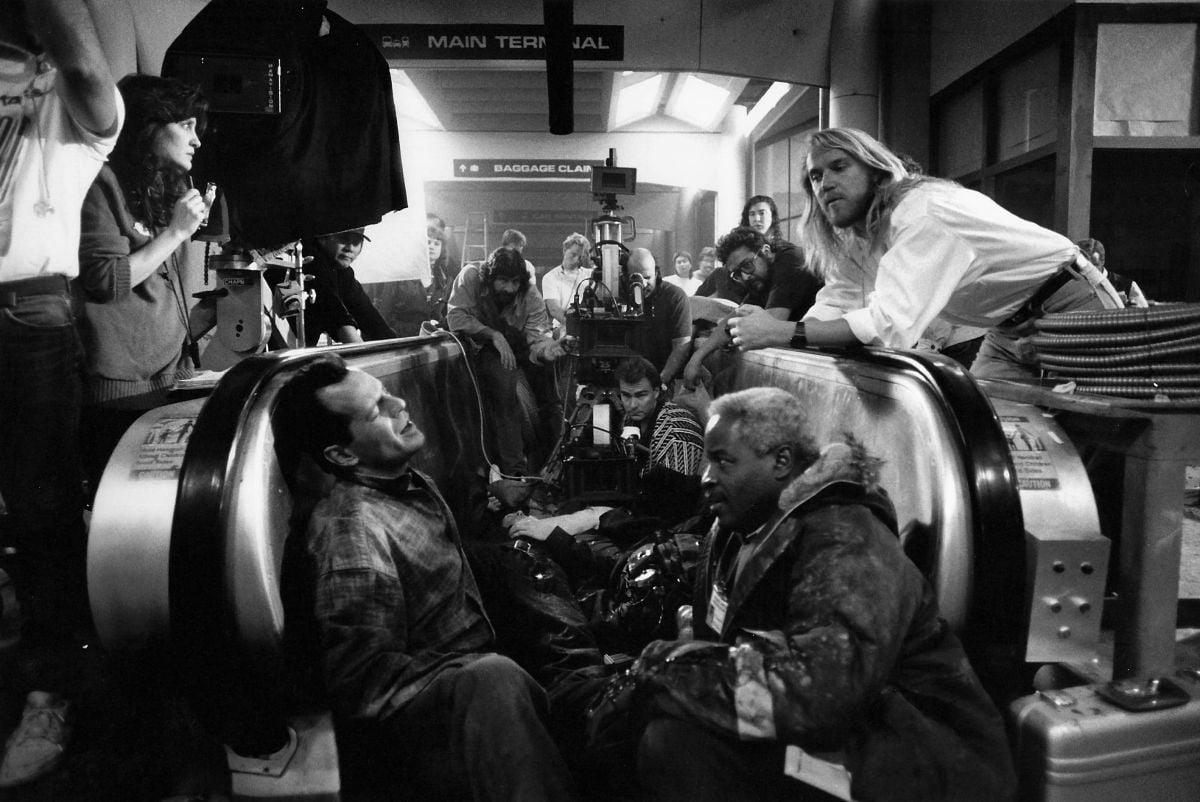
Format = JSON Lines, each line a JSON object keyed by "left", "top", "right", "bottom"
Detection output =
{"left": 324, "top": 227, "right": 371, "bottom": 242}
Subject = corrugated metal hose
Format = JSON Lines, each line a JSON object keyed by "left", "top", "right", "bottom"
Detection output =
{"left": 1032, "top": 304, "right": 1200, "bottom": 401}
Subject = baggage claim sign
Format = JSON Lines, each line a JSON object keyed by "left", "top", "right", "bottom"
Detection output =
{"left": 452, "top": 159, "right": 601, "bottom": 179}
{"left": 361, "top": 24, "right": 624, "bottom": 61}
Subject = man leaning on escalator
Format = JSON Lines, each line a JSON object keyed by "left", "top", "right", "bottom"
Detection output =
{"left": 272, "top": 353, "right": 578, "bottom": 801}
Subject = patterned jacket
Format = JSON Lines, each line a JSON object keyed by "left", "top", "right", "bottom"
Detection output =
{"left": 627, "top": 442, "right": 1016, "bottom": 801}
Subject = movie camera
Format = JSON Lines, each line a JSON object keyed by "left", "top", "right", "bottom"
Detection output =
{"left": 556, "top": 150, "right": 647, "bottom": 503}
{"left": 568, "top": 149, "right": 643, "bottom": 385}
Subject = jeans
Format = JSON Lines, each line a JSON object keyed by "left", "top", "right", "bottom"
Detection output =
{"left": 382, "top": 654, "right": 578, "bottom": 802}
{"left": 0, "top": 290, "right": 89, "bottom": 677}
{"left": 476, "top": 347, "right": 561, "bottom": 477}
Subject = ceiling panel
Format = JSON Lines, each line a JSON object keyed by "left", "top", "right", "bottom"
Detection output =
{"left": 401, "top": 67, "right": 773, "bottom": 134}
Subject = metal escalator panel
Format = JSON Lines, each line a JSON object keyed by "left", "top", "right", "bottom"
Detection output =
{"left": 738, "top": 347, "right": 1022, "bottom": 639}
{"left": 988, "top": 398, "right": 1109, "bottom": 664}
{"left": 88, "top": 398, "right": 205, "bottom": 651}
{"left": 738, "top": 347, "right": 1108, "bottom": 664}
{"left": 89, "top": 335, "right": 481, "bottom": 686}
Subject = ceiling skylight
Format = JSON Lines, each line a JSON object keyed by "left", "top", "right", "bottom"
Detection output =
{"left": 666, "top": 74, "right": 732, "bottom": 129}
{"left": 614, "top": 73, "right": 665, "bottom": 128}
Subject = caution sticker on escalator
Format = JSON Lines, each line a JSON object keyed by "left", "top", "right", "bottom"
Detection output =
{"left": 1000, "top": 415, "right": 1060, "bottom": 490}
{"left": 130, "top": 416, "right": 196, "bottom": 479}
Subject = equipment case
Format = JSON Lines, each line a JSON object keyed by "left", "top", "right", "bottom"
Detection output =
{"left": 1009, "top": 673, "right": 1200, "bottom": 801}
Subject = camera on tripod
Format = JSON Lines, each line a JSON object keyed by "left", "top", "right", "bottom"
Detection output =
{"left": 555, "top": 149, "right": 647, "bottom": 504}
{"left": 569, "top": 150, "right": 642, "bottom": 385}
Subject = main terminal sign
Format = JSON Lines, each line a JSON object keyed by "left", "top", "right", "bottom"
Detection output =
{"left": 361, "top": 24, "right": 624, "bottom": 61}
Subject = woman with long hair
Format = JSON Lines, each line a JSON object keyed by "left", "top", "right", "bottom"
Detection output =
{"left": 426, "top": 222, "right": 453, "bottom": 324}
{"left": 739, "top": 194, "right": 783, "bottom": 243}
{"left": 76, "top": 73, "right": 213, "bottom": 494}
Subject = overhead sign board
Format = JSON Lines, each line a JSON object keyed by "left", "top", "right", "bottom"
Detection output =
{"left": 492, "top": 210, "right": 594, "bottom": 224}
{"left": 362, "top": 25, "right": 624, "bottom": 61}
{"left": 453, "top": 159, "right": 601, "bottom": 179}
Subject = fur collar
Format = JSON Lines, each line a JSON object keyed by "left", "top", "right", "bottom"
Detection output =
{"left": 778, "top": 437, "right": 882, "bottom": 512}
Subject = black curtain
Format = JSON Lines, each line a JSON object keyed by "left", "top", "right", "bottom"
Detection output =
{"left": 164, "top": 0, "right": 408, "bottom": 248}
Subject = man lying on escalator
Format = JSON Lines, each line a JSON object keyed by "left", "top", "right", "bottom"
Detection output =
{"left": 272, "top": 353, "right": 578, "bottom": 801}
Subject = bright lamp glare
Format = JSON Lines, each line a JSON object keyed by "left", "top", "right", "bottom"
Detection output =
{"left": 615, "top": 74, "right": 664, "bottom": 127}
{"left": 671, "top": 75, "right": 730, "bottom": 128}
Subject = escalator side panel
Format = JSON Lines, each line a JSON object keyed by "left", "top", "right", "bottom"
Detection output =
{"left": 738, "top": 349, "right": 975, "bottom": 632}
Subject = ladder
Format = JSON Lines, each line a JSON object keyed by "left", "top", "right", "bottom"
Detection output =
{"left": 461, "top": 212, "right": 489, "bottom": 264}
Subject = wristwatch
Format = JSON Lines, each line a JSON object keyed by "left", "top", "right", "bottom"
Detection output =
{"left": 789, "top": 322, "right": 808, "bottom": 349}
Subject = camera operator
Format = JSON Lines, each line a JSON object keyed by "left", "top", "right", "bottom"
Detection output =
{"left": 507, "top": 356, "right": 703, "bottom": 583}
{"left": 625, "top": 248, "right": 692, "bottom": 387}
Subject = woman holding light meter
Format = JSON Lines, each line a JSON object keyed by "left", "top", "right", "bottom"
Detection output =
{"left": 76, "top": 73, "right": 215, "bottom": 497}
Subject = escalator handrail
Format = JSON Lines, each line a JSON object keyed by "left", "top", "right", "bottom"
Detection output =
{"left": 841, "top": 347, "right": 1026, "bottom": 641}
{"left": 168, "top": 337, "right": 461, "bottom": 678}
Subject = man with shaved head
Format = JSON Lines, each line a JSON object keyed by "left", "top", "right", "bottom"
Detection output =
{"left": 625, "top": 247, "right": 692, "bottom": 387}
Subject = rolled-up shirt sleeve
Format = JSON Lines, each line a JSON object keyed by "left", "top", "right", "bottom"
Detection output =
{"left": 843, "top": 215, "right": 977, "bottom": 348}
{"left": 805, "top": 268, "right": 866, "bottom": 325}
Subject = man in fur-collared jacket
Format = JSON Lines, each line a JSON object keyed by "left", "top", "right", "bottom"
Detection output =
{"left": 598, "top": 386, "right": 1015, "bottom": 802}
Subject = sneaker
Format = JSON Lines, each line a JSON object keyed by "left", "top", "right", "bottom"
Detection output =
{"left": 0, "top": 691, "right": 71, "bottom": 787}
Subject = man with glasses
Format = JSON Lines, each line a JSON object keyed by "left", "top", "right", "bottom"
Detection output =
{"left": 682, "top": 226, "right": 820, "bottom": 391}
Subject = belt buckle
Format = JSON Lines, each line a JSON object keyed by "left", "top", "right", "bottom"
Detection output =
{"left": 0, "top": 291, "right": 17, "bottom": 308}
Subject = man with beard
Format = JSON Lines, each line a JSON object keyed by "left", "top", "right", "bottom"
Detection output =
{"left": 302, "top": 227, "right": 395, "bottom": 346}
{"left": 590, "top": 387, "right": 1015, "bottom": 802}
{"left": 682, "top": 226, "right": 821, "bottom": 392}
{"left": 447, "top": 246, "right": 565, "bottom": 477}
{"left": 726, "top": 128, "right": 1122, "bottom": 379}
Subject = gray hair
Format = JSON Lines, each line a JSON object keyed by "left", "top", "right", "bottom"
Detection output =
{"left": 709, "top": 387, "right": 818, "bottom": 465}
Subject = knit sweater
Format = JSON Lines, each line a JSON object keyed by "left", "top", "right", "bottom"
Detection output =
{"left": 77, "top": 164, "right": 193, "bottom": 407}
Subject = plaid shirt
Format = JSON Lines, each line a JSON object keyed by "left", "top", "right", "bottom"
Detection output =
{"left": 306, "top": 469, "right": 494, "bottom": 721}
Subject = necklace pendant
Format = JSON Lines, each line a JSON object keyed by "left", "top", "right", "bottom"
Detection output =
{"left": 33, "top": 199, "right": 53, "bottom": 217}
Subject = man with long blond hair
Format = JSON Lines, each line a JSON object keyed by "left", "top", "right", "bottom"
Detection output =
{"left": 728, "top": 127, "right": 1122, "bottom": 378}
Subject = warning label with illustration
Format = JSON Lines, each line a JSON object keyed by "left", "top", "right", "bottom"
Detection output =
{"left": 131, "top": 417, "right": 196, "bottom": 480}
{"left": 1000, "top": 415, "right": 1060, "bottom": 490}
